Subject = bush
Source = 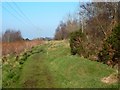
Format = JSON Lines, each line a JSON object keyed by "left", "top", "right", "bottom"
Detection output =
{"left": 98, "top": 24, "right": 120, "bottom": 66}
{"left": 70, "top": 29, "right": 86, "bottom": 56}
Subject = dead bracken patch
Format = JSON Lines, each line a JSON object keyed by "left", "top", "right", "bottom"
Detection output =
{"left": 101, "top": 73, "right": 118, "bottom": 84}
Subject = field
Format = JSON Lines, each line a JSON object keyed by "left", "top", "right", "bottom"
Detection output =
{"left": 2, "top": 39, "right": 43, "bottom": 56}
{"left": 2, "top": 40, "right": 118, "bottom": 88}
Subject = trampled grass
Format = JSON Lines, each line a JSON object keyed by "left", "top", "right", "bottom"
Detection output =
{"left": 2, "top": 40, "right": 118, "bottom": 88}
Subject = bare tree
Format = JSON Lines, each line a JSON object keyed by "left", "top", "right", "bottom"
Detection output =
{"left": 54, "top": 18, "right": 80, "bottom": 40}
{"left": 2, "top": 29, "right": 23, "bottom": 42}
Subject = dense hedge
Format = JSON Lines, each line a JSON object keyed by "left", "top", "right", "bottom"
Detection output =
{"left": 70, "top": 25, "right": 120, "bottom": 67}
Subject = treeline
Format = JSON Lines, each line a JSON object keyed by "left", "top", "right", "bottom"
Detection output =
{"left": 54, "top": 2, "right": 120, "bottom": 67}
{"left": 2, "top": 29, "right": 23, "bottom": 42}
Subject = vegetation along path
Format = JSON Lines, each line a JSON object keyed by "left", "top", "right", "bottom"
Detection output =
{"left": 3, "top": 40, "right": 118, "bottom": 88}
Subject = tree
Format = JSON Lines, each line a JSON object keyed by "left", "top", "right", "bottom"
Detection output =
{"left": 2, "top": 29, "right": 23, "bottom": 42}
{"left": 54, "top": 19, "right": 80, "bottom": 40}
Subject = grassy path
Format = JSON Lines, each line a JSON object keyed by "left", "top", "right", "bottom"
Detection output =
{"left": 18, "top": 53, "right": 54, "bottom": 88}
{"left": 3, "top": 40, "right": 118, "bottom": 88}
{"left": 17, "top": 44, "right": 55, "bottom": 88}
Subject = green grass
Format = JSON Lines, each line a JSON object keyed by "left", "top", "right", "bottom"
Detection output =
{"left": 2, "top": 40, "right": 118, "bottom": 88}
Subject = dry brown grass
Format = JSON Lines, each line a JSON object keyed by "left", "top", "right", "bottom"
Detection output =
{"left": 1, "top": 40, "right": 44, "bottom": 56}
{"left": 101, "top": 72, "right": 118, "bottom": 84}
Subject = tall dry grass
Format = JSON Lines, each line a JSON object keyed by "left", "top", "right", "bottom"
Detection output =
{"left": 1, "top": 40, "right": 43, "bottom": 56}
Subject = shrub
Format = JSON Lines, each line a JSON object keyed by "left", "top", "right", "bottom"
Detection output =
{"left": 69, "top": 29, "right": 86, "bottom": 56}
{"left": 98, "top": 24, "right": 120, "bottom": 66}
